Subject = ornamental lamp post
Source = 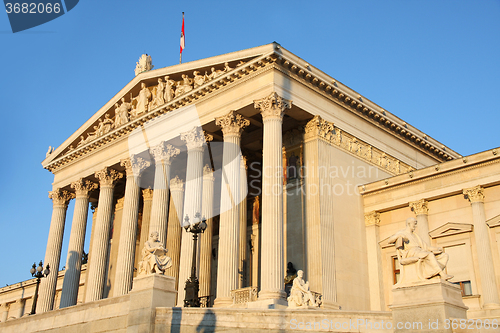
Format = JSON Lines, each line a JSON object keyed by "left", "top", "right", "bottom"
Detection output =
{"left": 30, "top": 260, "right": 50, "bottom": 315}
{"left": 183, "top": 213, "right": 207, "bottom": 307}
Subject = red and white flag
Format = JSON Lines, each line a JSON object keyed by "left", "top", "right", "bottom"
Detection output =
{"left": 180, "top": 12, "right": 185, "bottom": 56}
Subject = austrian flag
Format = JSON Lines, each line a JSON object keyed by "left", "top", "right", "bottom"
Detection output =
{"left": 180, "top": 12, "right": 185, "bottom": 55}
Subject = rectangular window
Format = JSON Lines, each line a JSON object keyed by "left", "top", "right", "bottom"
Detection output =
{"left": 453, "top": 281, "right": 472, "bottom": 296}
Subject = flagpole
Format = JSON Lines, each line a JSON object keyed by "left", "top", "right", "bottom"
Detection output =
{"left": 179, "top": 12, "right": 185, "bottom": 64}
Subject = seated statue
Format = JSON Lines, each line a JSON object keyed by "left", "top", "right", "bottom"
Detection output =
{"left": 287, "top": 270, "right": 319, "bottom": 308}
{"left": 388, "top": 217, "right": 452, "bottom": 286}
{"left": 138, "top": 231, "right": 172, "bottom": 275}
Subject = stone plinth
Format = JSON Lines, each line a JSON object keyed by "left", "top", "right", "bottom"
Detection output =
{"left": 390, "top": 280, "right": 467, "bottom": 333}
{"left": 127, "top": 274, "right": 177, "bottom": 332}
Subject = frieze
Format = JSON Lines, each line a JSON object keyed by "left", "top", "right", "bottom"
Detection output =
{"left": 304, "top": 115, "right": 415, "bottom": 176}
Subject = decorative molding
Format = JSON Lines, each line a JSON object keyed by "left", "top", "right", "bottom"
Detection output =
{"left": 95, "top": 167, "right": 123, "bottom": 187}
{"left": 71, "top": 179, "right": 98, "bottom": 197}
{"left": 149, "top": 142, "right": 180, "bottom": 165}
{"left": 429, "top": 222, "right": 473, "bottom": 239}
{"left": 364, "top": 211, "right": 381, "bottom": 227}
{"left": 304, "top": 115, "right": 415, "bottom": 176}
{"left": 120, "top": 154, "right": 150, "bottom": 177}
{"left": 463, "top": 185, "right": 485, "bottom": 203}
{"left": 409, "top": 199, "right": 429, "bottom": 216}
{"left": 48, "top": 189, "right": 75, "bottom": 206}
{"left": 203, "top": 165, "right": 215, "bottom": 181}
{"left": 253, "top": 92, "right": 292, "bottom": 121}
{"left": 142, "top": 188, "right": 154, "bottom": 200}
{"left": 486, "top": 214, "right": 500, "bottom": 228}
{"left": 215, "top": 110, "right": 250, "bottom": 136}
{"left": 170, "top": 176, "right": 185, "bottom": 191}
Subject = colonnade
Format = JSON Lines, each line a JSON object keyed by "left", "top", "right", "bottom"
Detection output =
{"left": 38, "top": 92, "right": 292, "bottom": 312}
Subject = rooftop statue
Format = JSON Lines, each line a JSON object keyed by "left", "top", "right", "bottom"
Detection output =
{"left": 138, "top": 231, "right": 172, "bottom": 275}
{"left": 287, "top": 270, "right": 320, "bottom": 308}
{"left": 388, "top": 217, "right": 453, "bottom": 286}
{"left": 134, "top": 54, "right": 154, "bottom": 76}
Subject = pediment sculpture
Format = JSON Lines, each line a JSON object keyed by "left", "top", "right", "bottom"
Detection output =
{"left": 388, "top": 217, "right": 453, "bottom": 287}
{"left": 138, "top": 231, "right": 172, "bottom": 275}
{"left": 287, "top": 270, "right": 320, "bottom": 308}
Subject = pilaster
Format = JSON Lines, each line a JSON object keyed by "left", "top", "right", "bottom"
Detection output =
{"left": 199, "top": 166, "right": 215, "bottom": 298}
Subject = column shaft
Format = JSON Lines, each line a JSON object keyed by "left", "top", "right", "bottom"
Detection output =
{"left": 114, "top": 157, "right": 149, "bottom": 296}
{"left": 165, "top": 176, "right": 184, "bottom": 290}
{"left": 238, "top": 157, "right": 248, "bottom": 288}
{"left": 199, "top": 167, "right": 215, "bottom": 298}
{"left": 85, "top": 168, "right": 122, "bottom": 302}
{"left": 38, "top": 189, "right": 73, "bottom": 313}
{"left": 60, "top": 180, "right": 97, "bottom": 308}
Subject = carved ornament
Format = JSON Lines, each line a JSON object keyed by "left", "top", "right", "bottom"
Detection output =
{"left": 364, "top": 211, "right": 381, "bottom": 226}
{"left": 120, "top": 155, "right": 151, "bottom": 177}
{"left": 150, "top": 142, "right": 180, "bottom": 164}
{"left": 254, "top": 92, "right": 292, "bottom": 120}
{"left": 170, "top": 176, "right": 185, "bottom": 191}
{"left": 409, "top": 199, "right": 429, "bottom": 216}
{"left": 95, "top": 167, "right": 123, "bottom": 187}
{"left": 215, "top": 110, "right": 250, "bottom": 136}
{"left": 180, "top": 127, "right": 212, "bottom": 150}
{"left": 49, "top": 189, "right": 75, "bottom": 206}
{"left": 71, "top": 179, "right": 98, "bottom": 197}
{"left": 463, "top": 185, "right": 484, "bottom": 203}
{"left": 142, "top": 188, "right": 154, "bottom": 200}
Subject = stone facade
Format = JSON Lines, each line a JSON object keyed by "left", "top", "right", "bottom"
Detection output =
{"left": 1, "top": 43, "right": 498, "bottom": 331}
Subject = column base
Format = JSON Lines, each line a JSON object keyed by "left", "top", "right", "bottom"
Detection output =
{"left": 321, "top": 300, "right": 341, "bottom": 310}
{"left": 213, "top": 297, "right": 233, "bottom": 308}
{"left": 247, "top": 298, "right": 288, "bottom": 309}
{"left": 390, "top": 280, "right": 467, "bottom": 333}
{"left": 482, "top": 302, "right": 500, "bottom": 310}
{"left": 258, "top": 289, "right": 287, "bottom": 301}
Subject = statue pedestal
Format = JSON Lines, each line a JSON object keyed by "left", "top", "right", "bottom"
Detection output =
{"left": 127, "top": 274, "right": 177, "bottom": 332}
{"left": 390, "top": 280, "right": 468, "bottom": 333}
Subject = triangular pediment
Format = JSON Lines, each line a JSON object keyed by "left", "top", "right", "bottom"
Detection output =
{"left": 429, "top": 222, "right": 473, "bottom": 239}
{"left": 42, "top": 43, "right": 278, "bottom": 171}
{"left": 487, "top": 214, "right": 500, "bottom": 228}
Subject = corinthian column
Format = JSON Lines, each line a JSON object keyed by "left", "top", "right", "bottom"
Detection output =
{"left": 213, "top": 110, "right": 249, "bottom": 307}
{"left": 85, "top": 167, "right": 123, "bottom": 302}
{"left": 254, "top": 92, "right": 291, "bottom": 303}
{"left": 113, "top": 156, "right": 150, "bottom": 297}
{"left": 60, "top": 179, "right": 98, "bottom": 308}
{"left": 38, "top": 189, "right": 74, "bottom": 313}
{"left": 165, "top": 176, "right": 184, "bottom": 289}
{"left": 177, "top": 127, "right": 212, "bottom": 304}
{"left": 239, "top": 156, "right": 248, "bottom": 288}
{"left": 199, "top": 166, "right": 215, "bottom": 298}
{"left": 149, "top": 142, "right": 180, "bottom": 246}
{"left": 463, "top": 185, "right": 500, "bottom": 308}
{"left": 409, "top": 199, "right": 431, "bottom": 244}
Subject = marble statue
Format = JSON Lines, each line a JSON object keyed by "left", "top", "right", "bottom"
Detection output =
{"left": 115, "top": 98, "right": 132, "bottom": 128}
{"left": 252, "top": 196, "right": 260, "bottom": 224}
{"left": 163, "top": 76, "right": 175, "bottom": 103}
{"left": 207, "top": 67, "right": 224, "bottom": 80}
{"left": 224, "top": 62, "right": 232, "bottom": 72}
{"left": 138, "top": 231, "right": 172, "bottom": 275}
{"left": 193, "top": 71, "right": 205, "bottom": 88}
{"left": 45, "top": 146, "right": 54, "bottom": 158}
{"left": 388, "top": 217, "right": 452, "bottom": 285}
{"left": 149, "top": 78, "right": 165, "bottom": 110}
{"left": 134, "top": 54, "right": 154, "bottom": 76}
{"left": 175, "top": 74, "right": 193, "bottom": 97}
{"left": 133, "top": 83, "right": 151, "bottom": 117}
{"left": 287, "top": 270, "right": 319, "bottom": 308}
{"left": 96, "top": 114, "right": 114, "bottom": 137}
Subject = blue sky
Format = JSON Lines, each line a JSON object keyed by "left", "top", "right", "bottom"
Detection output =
{"left": 0, "top": 1, "right": 499, "bottom": 287}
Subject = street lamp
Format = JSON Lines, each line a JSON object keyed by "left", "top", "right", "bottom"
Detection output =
{"left": 183, "top": 212, "right": 207, "bottom": 307}
{"left": 30, "top": 260, "right": 50, "bottom": 315}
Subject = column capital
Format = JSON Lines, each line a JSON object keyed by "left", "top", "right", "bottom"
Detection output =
{"left": 364, "top": 211, "right": 381, "bottom": 226}
{"left": 254, "top": 92, "right": 292, "bottom": 121}
{"left": 150, "top": 142, "right": 180, "bottom": 165}
{"left": 203, "top": 164, "right": 215, "bottom": 181}
{"left": 170, "top": 176, "right": 185, "bottom": 191}
{"left": 142, "top": 188, "right": 154, "bottom": 201}
{"left": 115, "top": 197, "right": 125, "bottom": 210}
{"left": 120, "top": 155, "right": 150, "bottom": 177}
{"left": 464, "top": 185, "right": 485, "bottom": 203}
{"left": 304, "top": 115, "right": 335, "bottom": 140}
{"left": 215, "top": 110, "right": 250, "bottom": 136}
{"left": 180, "top": 126, "right": 213, "bottom": 151}
{"left": 49, "top": 189, "right": 75, "bottom": 207}
{"left": 95, "top": 167, "right": 123, "bottom": 187}
{"left": 71, "top": 179, "right": 98, "bottom": 198}
{"left": 409, "top": 199, "right": 429, "bottom": 216}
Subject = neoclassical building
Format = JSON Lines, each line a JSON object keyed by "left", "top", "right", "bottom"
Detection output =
{"left": 1, "top": 42, "right": 499, "bottom": 331}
